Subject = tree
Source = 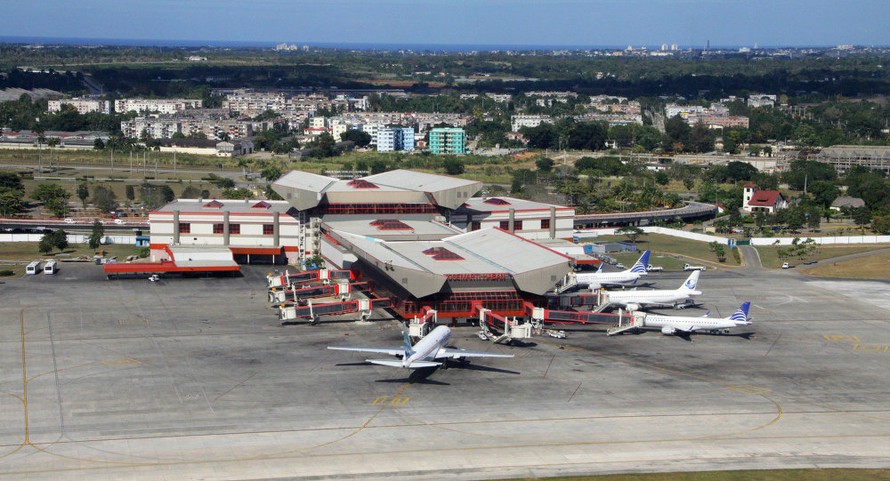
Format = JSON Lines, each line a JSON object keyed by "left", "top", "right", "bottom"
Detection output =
{"left": 851, "top": 206, "right": 872, "bottom": 229}
{"left": 0, "top": 190, "right": 24, "bottom": 216}
{"left": 872, "top": 215, "right": 890, "bottom": 235}
{"left": 616, "top": 226, "right": 645, "bottom": 244}
{"left": 38, "top": 233, "right": 55, "bottom": 255}
{"left": 125, "top": 184, "right": 135, "bottom": 202}
{"left": 52, "top": 229, "right": 68, "bottom": 252}
{"left": 535, "top": 157, "right": 554, "bottom": 173}
{"left": 88, "top": 220, "right": 105, "bottom": 250}
{"left": 0, "top": 172, "right": 24, "bottom": 191}
{"left": 443, "top": 158, "right": 465, "bottom": 175}
{"left": 92, "top": 185, "right": 118, "bottom": 213}
{"left": 181, "top": 185, "right": 203, "bottom": 198}
{"left": 44, "top": 196, "right": 69, "bottom": 217}
{"left": 709, "top": 241, "right": 727, "bottom": 262}
{"left": 93, "top": 138, "right": 106, "bottom": 150}
{"left": 31, "top": 182, "right": 70, "bottom": 204}
{"left": 340, "top": 129, "right": 372, "bottom": 148}
{"left": 140, "top": 183, "right": 175, "bottom": 210}
{"left": 261, "top": 166, "right": 282, "bottom": 181}
{"left": 77, "top": 183, "right": 89, "bottom": 207}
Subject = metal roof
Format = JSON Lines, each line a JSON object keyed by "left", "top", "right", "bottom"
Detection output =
{"left": 459, "top": 196, "right": 570, "bottom": 213}
{"left": 271, "top": 171, "right": 338, "bottom": 210}
{"left": 272, "top": 169, "right": 482, "bottom": 211}
{"left": 323, "top": 219, "right": 462, "bottom": 241}
{"left": 155, "top": 199, "right": 296, "bottom": 214}
{"left": 331, "top": 227, "right": 571, "bottom": 297}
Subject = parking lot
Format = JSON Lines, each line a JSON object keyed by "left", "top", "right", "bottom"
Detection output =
{"left": 1, "top": 263, "right": 890, "bottom": 480}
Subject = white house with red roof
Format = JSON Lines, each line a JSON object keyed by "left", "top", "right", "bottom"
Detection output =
{"left": 742, "top": 184, "right": 788, "bottom": 214}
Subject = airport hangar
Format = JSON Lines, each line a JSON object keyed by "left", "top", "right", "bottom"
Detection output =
{"left": 147, "top": 169, "right": 581, "bottom": 319}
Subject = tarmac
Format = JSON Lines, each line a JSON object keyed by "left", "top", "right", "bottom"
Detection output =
{"left": 1, "top": 263, "right": 890, "bottom": 480}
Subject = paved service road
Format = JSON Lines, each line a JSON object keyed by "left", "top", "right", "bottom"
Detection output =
{"left": 1, "top": 264, "right": 889, "bottom": 480}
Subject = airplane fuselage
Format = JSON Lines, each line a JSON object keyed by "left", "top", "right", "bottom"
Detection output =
{"left": 606, "top": 288, "right": 701, "bottom": 307}
{"left": 405, "top": 325, "right": 451, "bottom": 367}
{"left": 642, "top": 313, "right": 748, "bottom": 333}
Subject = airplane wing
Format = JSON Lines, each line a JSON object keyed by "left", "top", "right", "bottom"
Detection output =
{"left": 327, "top": 346, "right": 405, "bottom": 357}
{"left": 435, "top": 348, "right": 515, "bottom": 360}
{"left": 367, "top": 359, "right": 441, "bottom": 369}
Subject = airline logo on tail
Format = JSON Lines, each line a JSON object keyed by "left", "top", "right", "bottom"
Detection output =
{"left": 402, "top": 331, "right": 415, "bottom": 357}
{"left": 630, "top": 250, "right": 651, "bottom": 273}
{"left": 729, "top": 302, "right": 751, "bottom": 323}
{"left": 683, "top": 270, "right": 700, "bottom": 290}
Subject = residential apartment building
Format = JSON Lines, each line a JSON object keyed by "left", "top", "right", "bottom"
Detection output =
{"left": 511, "top": 114, "right": 553, "bottom": 132}
{"left": 376, "top": 127, "right": 415, "bottom": 152}
{"left": 115, "top": 99, "right": 202, "bottom": 114}
{"left": 48, "top": 98, "right": 110, "bottom": 114}
{"left": 428, "top": 128, "right": 466, "bottom": 155}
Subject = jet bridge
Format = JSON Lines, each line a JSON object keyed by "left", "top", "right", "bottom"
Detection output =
{"left": 278, "top": 297, "right": 391, "bottom": 324}
{"left": 474, "top": 303, "right": 534, "bottom": 344}
{"left": 528, "top": 304, "right": 625, "bottom": 330}
{"left": 267, "top": 268, "right": 354, "bottom": 289}
{"left": 269, "top": 281, "right": 367, "bottom": 304}
{"left": 407, "top": 307, "right": 438, "bottom": 340}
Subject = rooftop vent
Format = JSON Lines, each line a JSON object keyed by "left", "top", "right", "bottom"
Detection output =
{"left": 203, "top": 200, "right": 224, "bottom": 208}
{"left": 252, "top": 200, "right": 271, "bottom": 209}
{"left": 483, "top": 197, "right": 511, "bottom": 205}
{"left": 347, "top": 179, "right": 379, "bottom": 189}
{"left": 370, "top": 219, "right": 412, "bottom": 230}
{"left": 422, "top": 247, "right": 465, "bottom": 261}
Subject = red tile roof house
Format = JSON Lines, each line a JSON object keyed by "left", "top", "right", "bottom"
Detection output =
{"left": 742, "top": 183, "right": 789, "bottom": 214}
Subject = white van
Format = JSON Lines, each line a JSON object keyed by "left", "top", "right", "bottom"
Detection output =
{"left": 26, "top": 260, "right": 41, "bottom": 275}
{"left": 43, "top": 260, "right": 58, "bottom": 275}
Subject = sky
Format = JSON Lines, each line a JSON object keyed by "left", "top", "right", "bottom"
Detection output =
{"left": 2, "top": 0, "right": 889, "bottom": 49}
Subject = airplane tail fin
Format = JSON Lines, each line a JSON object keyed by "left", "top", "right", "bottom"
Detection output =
{"left": 729, "top": 301, "right": 752, "bottom": 324}
{"left": 402, "top": 331, "right": 415, "bottom": 357}
{"left": 630, "top": 250, "right": 650, "bottom": 274}
{"left": 680, "top": 269, "right": 701, "bottom": 292}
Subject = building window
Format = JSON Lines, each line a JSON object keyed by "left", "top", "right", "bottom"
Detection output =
{"left": 179, "top": 222, "right": 190, "bottom": 234}
{"left": 499, "top": 221, "right": 509, "bottom": 230}
{"left": 213, "top": 223, "right": 224, "bottom": 234}
{"left": 230, "top": 224, "right": 240, "bottom": 235}
{"left": 514, "top": 220, "right": 523, "bottom": 231}
{"left": 541, "top": 219, "right": 550, "bottom": 229}
{"left": 263, "top": 224, "right": 274, "bottom": 235}
{"left": 470, "top": 221, "right": 480, "bottom": 231}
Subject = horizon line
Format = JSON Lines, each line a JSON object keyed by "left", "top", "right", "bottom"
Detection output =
{"left": 0, "top": 35, "right": 880, "bottom": 52}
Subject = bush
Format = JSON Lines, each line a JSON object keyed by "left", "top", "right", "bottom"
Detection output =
{"left": 138, "top": 247, "right": 150, "bottom": 258}
{"left": 0, "top": 269, "right": 14, "bottom": 276}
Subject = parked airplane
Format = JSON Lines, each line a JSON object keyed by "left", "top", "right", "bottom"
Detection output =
{"left": 642, "top": 301, "right": 752, "bottom": 336}
{"left": 603, "top": 269, "right": 702, "bottom": 311}
{"left": 327, "top": 325, "right": 514, "bottom": 369}
{"left": 569, "top": 250, "right": 651, "bottom": 290}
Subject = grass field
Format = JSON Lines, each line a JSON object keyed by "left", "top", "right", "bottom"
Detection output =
{"left": 507, "top": 469, "right": 890, "bottom": 481}
{"left": 799, "top": 250, "right": 890, "bottom": 279}
{"left": 0, "top": 242, "right": 143, "bottom": 277}
{"left": 753, "top": 244, "right": 890, "bottom": 271}
{"left": 584, "top": 233, "right": 739, "bottom": 270}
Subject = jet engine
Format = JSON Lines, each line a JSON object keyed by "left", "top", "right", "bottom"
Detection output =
{"left": 661, "top": 326, "right": 676, "bottom": 335}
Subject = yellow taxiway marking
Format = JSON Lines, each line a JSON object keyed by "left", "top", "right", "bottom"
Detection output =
{"left": 852, "top": 343, "right": 890, "bottom": 353}
{"left": 823, "top": 334, "right": 861, "bottom": 343}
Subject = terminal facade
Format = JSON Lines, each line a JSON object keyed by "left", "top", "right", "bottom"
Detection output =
{"left": 150, "top": 169, "right": 577, "bottom": 319}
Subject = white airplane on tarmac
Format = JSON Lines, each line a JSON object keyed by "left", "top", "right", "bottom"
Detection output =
{"left": 568, "top": 250, "right": 651, "bottom": 291}
{"left": 641, "top": 301, "right": 752, "bottom": 336}
{"left": 603, "top": 269, "right": 702, "bottom": 311}
{"left": 327, "top": 325, "right": 514, "bottom": 369}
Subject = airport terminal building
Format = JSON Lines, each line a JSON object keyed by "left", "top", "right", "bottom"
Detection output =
{"left": 150, "top": 169, "right": 576, "bottom": 318}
